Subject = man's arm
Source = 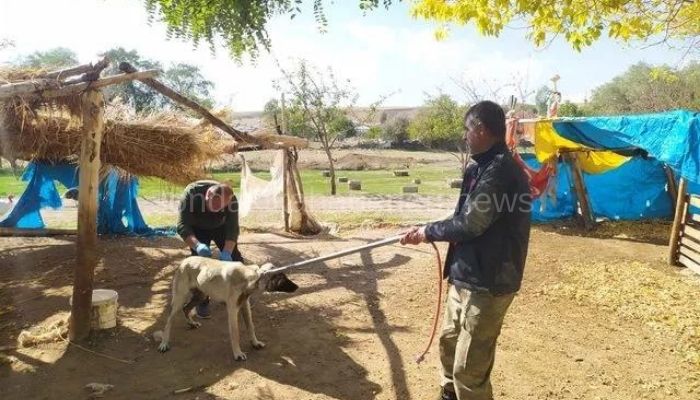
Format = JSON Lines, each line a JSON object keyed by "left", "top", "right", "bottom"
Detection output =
{"left": 177, "top": 191, "right": 198, "bottom": 248}
{"left": 223, "top": 197, "right": 240, "bottom": 251}
{"left": 424, "top": 167, "right": 504, "bottom": 243}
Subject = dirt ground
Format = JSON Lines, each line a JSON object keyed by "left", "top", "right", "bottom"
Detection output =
{"left": 2, "top": 223, "right": 700, "bottom": 400}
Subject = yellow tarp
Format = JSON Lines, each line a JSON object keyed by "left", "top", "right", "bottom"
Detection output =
{"left": 534, "top": 120, "right": 629, "bottom": 174}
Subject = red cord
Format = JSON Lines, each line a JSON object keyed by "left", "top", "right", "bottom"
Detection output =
{"left": 415, "top": 242, "right": 443, "bottom": 364}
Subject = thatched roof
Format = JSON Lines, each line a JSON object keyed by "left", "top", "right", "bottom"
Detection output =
{"left": 0, "top": 65, "right": 236, "bottom": 184}
{"left": 0, "top": 96, "right": 235, "bottom": 185}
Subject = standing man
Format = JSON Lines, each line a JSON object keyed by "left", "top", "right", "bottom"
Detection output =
{"left": 401, "top": 101, "right": 531, "bottom": 400}
{"left": 177, "top": 180, "right": 243, "bottom": 318}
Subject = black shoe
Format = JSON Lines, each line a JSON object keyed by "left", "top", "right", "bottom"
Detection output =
{"left": 439, "top": 386, "right": 457, "bottom": 400}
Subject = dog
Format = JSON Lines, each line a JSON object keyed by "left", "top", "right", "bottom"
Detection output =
{"left": 157, "top": 256, "right": 297, "bottom": 361}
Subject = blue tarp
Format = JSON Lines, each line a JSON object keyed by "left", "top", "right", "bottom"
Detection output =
{"left": 0, "top": 162, "right": 155, "bottom": 235}
{"left": 552, "top": 110, "right": 700, "bottom": 184}
{"left": 522, "top": 154, "right": 673, "bottom": 221}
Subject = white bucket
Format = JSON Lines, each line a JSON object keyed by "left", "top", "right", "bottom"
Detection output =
{"left": 69, "top": 289, "right": 119, "bottom": 330}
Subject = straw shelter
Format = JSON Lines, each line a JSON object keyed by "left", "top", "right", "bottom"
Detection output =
{"left": 0, "top": 58, "right": 317, "bottom": 341}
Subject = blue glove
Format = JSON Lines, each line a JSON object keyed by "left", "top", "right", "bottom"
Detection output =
{"left": 220, "top": 250, "right": 233, "bottom": 261}
{"left": 194, "top": 243, "right": 212, "bottom": 257}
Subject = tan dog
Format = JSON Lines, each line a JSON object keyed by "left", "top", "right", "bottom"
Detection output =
{"left": 157, "top": 256, "right": 297, "bottom": 361}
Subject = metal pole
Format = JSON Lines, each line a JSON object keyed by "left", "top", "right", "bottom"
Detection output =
{"left": 267, "top": 235, "right": 404, "bottom": 274}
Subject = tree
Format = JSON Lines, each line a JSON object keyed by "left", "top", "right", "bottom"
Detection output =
{"left": 586, "top": 62, "right": 700, "bottom": 115}
{"left": 101, "top": 48, "right": 163, "bottom": 113}
{"left": 408, "top": 94, "right": 468, "bottom": 171}
{"left": 277, "top": 59, "right": 359, "bottom": 195}
{"left": 144, "top": 1, "right": 396, "bottom": 60}
{"left": 101, "top": 48, "right": 215, "bottom": 114}
{"left": 262, "top": 98, "right": 282, "bottom": 130}
{"left": 408, "top": 94, "right": 465, "bottom": 149}
{"left": 145, "top": 1, "right": 699, "bottom": 61}
{"left": 19, "top": 47, "right": 78, "bottom": 69}
{"left": 382, "top": 116, "right": 410, "bottom": 143}
{"left": 534, "top": 86, "right": 550, "bottom": 116}
{"left": 411, "top": 0, "right": 699, "bottom": 52}
{"left": 162, "top": 63, "right": 215, "bottom": 109}
{"left": 0, "top": 39, "right": 14, "bottom": 51}
{"left": 558, "top": 101, "right": 584, "bottom": 117}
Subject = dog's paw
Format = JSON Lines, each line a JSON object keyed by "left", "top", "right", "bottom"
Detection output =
{"left": 251, "top": 340, "right": 266, "bottom": 350}
{"left": 186, "top": 320, "right": 201, "bottom": 329}
{"left": 232, "top": 351, "right": 247, "bottom": 361}
{"left": 158, "top": 342, "right": 170, "bottom": 353}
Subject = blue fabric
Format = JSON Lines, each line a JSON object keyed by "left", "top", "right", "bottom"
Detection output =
{"left": 97, "top": 170, "right": 153, "bottom": 235}
{"left": 0, "top": 162, "right": 158, "bottom": 235}
{"left": 584, "top": 158, "right": 672, "bottom": 220}
{"left": 522, "top": 154, "right": 576, "bottom": 222}
{"left": 0, "top": 163, "right": 78, "bottom": 228}
{"left": 521, "top": 154, "right": 673, "bottom": 221}
{"left": 552, "top": 110, "right": 700, "bottom": 183}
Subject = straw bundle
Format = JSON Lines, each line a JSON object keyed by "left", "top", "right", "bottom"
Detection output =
{"left": 0, "top": 97, "right": 234, "bottom": 184}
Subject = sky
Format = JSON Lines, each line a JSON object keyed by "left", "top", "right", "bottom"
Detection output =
{"left": 0, "top": 0, "right": 693, "bottom": 111}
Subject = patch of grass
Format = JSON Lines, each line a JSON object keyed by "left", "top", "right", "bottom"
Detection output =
{"left": 0, "top": 166, "right": 463, "bottom": 199}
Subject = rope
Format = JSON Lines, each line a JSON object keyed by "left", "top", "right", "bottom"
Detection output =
{"left": 415, "top": 242, "right": 443, "bottom": 364}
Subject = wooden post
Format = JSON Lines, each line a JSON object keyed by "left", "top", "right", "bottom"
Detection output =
{"left": 565, "top": 153, "right": 595, "bottom": 229}
{"left": 663, "top": 164, "right": 678, "bottom": 204}
{"left": 280, "top": 94, "right": 290, "bottom": 232}
{"left": 668, "top": 177, "right": 688, "bottom": 266}
{"left": 69, "top": 89, "right": 104, "bottom": 341}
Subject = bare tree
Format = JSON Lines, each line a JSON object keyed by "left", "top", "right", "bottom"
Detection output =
{"left": 276, "top": 59, "right": 358, "bottom": 195}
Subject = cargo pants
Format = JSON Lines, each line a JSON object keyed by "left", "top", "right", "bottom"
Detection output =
{"left": 440, "top": 284, "right": 515, "bottom": 400}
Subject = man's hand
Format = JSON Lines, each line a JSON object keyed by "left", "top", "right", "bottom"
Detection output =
{"left": 220, "top": 250, "right": 233, "bottom": 261}
{"left": 194, "top": 242, "right": 212, "bottom": 257}
{"left": 400, "top": 226, "right": 427, "bottom": 245}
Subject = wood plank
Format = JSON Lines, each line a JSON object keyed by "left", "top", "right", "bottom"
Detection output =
{"left": 681, "top": 235, "right": 700, "bottom": 254}
{"left": 690, "top": 195, "right": 700, "bottom": 209}
{"left": 684, "top": 223, "right": 700, "bottom": 243}
{"left": 680, "top": 244, "right": 700, "bottom": 264}
{"left": 566, "top": 153, "right": 595, "bottom": 230}
{"left": 662, "top": 164, "right": 678, "bottom": 205}
{"left": 69, "top": 89, "right": 104, "bottom": 341}
{"left": 690, "top": 213, "right": 700, "bottom": 224}
{"left": 0, "top": 227, "right": 77, "bottom": 236}
{"left": 118, "top": 62, "right": 264, "bottom": 148}
{"left": 668, "top": 178, "right": 688, "bottom": 265}
{"left": 0, "top": 70, "right": 156, "bottom": 100}
{"left": 679, "top": 255, "right": 700, "bottom": 276}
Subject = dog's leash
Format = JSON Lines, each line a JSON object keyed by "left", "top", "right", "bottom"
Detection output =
{"left": 262, "top": 233, "right": 444, "bottom": 364}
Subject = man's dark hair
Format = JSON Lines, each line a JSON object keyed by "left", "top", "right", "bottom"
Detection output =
{"left": 464, "top": 101, "right": 506, "bottom": 140}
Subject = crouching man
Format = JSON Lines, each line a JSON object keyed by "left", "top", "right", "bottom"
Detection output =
{"left": 177, "top": 180, "right": 243, "bottom": 318}
{"left": 401, "top": 101, "right": 531, "bottom": 400}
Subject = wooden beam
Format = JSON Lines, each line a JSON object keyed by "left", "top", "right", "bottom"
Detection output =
{"left": 690, "top": 195, "right": 700, "bottom": 209}
{"left": 280, "top": 94, "right": 290, "bottom": 232}
{"left": 680, "top": 244, "right": 700, "bottom": 263}
{"left": 0, "top": 227, "right": 76, "bottom": 237}
{"left": 69, "top": 89, "right": 104, "bottom": 341}
{"left": 662, "top": 164, "right": 678, "bottom": 204}
{"left": 118, "top": 62, "right": 264, "bottom": 147}
{"left": 681, "top": 236, "right": 700, "bottom": 253}
{"left": 0, "top": 79, "right": 59, "bottom": 99}
{"left": 668, "top": 178, "right": 688, "bottom": 266}
{"left": 0, "top": 70, "right": 158, "bottom": 100}
{"left": 40, "top": 70, "right": 158, "bottom": 99}
{"left": 684, "top": 224, "right": 700, "bottom": 243}
{"left": 679, "top": 255, "right": 700, "bottom": 275}
{"left": 565, "top": 153, "right": 595, "bottom": 229}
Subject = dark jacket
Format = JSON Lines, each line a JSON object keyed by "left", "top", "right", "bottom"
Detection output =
{"left": 177, "top": 181, "right": 240, "bottom": 242}
{"left": 425, "top": 142, "right": 531, "bottom": 295}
